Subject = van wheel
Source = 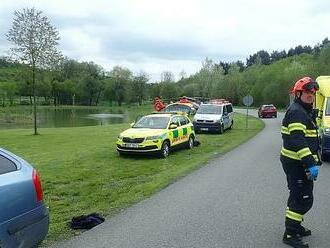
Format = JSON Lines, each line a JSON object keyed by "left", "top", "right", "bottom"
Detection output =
{"left": 186, "top": 135, "right": 194, "bottom": 149}
{"left": 229, "top": 120, "right": 233, "bottom": 129}
{"left": 159, "top": 140, "right": 170, "bottom": 158}
{"left": 219, "top": 124, "right": 224, "bottom": 134}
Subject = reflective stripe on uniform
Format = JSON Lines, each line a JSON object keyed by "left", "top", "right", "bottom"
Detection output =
{"left": 305, "top": 129, "right": 318, "bottom": 137}
{"left": 282, "top": 126, "right": 317, "bottom": 137}
{"left": 281, "top": 148, "right": 319, "bottom": 162}
{"left": 281, "top": 126, "right": 290, "bottom": 135}
{"left": 286, "top": 208, "right": 303, "bottom": 222}
{"left": 297, "top": 147, "right": 312, "bottom": 158}
{"left": 287, "top": 123, "right": 306, "bottom": 133}
{"left": 281, "top": 148, "right": 300, "bottom": 160}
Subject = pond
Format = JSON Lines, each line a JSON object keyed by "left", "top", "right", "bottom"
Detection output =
{"left": 0, "top": 107, "right": 130, "bottom": 129}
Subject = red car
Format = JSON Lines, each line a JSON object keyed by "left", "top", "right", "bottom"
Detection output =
{"left": 258, "top": 104, "right": 277, "bottom": 118}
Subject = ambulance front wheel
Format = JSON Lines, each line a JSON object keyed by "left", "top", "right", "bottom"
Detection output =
{"left": 159, "top": 140, "right": 170, "bottom": 158}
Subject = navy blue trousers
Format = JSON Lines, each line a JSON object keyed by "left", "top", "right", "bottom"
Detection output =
{"left": 281, "top": 159, "right": 314, "bottom": 234}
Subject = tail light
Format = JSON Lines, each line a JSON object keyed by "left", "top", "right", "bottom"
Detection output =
{"left": 32, "top": 169, "right": 44, "bottom": 202}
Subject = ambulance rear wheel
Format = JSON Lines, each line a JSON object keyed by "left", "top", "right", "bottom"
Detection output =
{"left": 186, "top": 135, "right": 194, "bottom": 149}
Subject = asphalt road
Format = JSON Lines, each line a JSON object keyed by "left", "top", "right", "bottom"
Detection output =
{"left": 56, "top": 110, "right": 330, "bottom": 248}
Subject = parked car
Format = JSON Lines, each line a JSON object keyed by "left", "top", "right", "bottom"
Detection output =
{"left": 163, "top": 102, "right": 197, "bottom": 115}
{"left": 116, "top": 112, "right": 195, "bottom": 158}
{"left": 193, "top": 101, "right": 234, "bottom": 134}
{"left": 0, "top": 148, "right": 49, "bottom": 248}
{"left": 258, "top": 104, "right": 277, "bottom": 118}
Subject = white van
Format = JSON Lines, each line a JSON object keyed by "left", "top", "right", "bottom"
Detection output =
{"left": 193, "top": 102, "right": 234, "bottom": 134}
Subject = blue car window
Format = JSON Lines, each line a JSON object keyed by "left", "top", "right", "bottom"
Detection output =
{"left": 0, "top": 155, "right": 17, "bottom": 175}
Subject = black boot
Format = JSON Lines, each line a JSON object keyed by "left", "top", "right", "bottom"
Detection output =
{"left": 283, "top": 232, "right": 309, "bottom": 248}
{"left": 299, "top": 226, "right": 311, "bottom": 237}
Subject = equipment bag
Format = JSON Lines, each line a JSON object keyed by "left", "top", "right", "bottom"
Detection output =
{"left": 69, "top": 213, "right": 105, "bottom": 230}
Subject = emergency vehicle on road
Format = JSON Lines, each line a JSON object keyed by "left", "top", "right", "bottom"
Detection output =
{"left": 116, "top": 112, "right": 195, "bottom": 158}
{"left": 193, "top": 99, "right": 234, "bottom": 134}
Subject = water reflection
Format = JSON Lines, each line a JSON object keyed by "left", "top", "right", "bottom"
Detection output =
{"left": 86, "top": 113, "right": 128, "bottom": 125}
{"left": 0, "top": 107, "right": 129, "bottom": 129}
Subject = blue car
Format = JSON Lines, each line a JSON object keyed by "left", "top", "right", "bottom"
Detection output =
{"left": 0, "top": 148, "right": 49, "bottom": 248}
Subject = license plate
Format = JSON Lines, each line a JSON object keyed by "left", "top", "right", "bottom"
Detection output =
{"left": 201, "top": 128, "right": 208, "bottom": 131}
{"left": 124, "top": 143, "right": 139, "bottom": 148}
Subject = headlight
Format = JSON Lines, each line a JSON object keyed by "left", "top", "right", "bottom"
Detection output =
{"left": 145, "top": 135, "right": 161, "bottom": 140}
{"left": 215, "top": 119, "right": 221, "bottom": 123}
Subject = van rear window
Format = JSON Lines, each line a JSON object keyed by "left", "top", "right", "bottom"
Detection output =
{"left": 0, "top": 155, "right": 17, "bottom": 175}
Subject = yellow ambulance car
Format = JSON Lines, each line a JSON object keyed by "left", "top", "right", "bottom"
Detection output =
{"left": 116, "top": 112, "right": 195, "bottom": 158}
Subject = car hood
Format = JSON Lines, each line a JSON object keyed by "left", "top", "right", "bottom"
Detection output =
{"left": 194, "top": 113, "right": 222, "bottom": 121}
{"left": 120, "top": 128, "right": 166, "bottom": 138}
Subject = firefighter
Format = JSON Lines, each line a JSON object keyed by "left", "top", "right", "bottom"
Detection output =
{"left": 280, "top": 77, "right": 321, "bottom": 248}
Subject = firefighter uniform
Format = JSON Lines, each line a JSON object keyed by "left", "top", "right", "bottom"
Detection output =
{"left": 280, "top": 98, "right": 320, "bottom": 236}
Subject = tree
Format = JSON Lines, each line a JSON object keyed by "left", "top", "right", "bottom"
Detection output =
{"left": 131, "top": 72, "right": 149, "bottom": 105}
{"left": 178, "top": 70, "right": 187, "bottom": 80}
{"left": 78, "top": 62, "right": 105, "bottom": 106}
{"left": 196, "top": 58, "right": 224, "bottom": 98}
{"left": 108, "top": 66, "right": 132, "bottom": 106}
{"left": 0, "top": 81, "right": 18, "bottom": 106}
{"left": 246, "top": 50, "right": 271, "bottom": 66}
{"left": 271, "top": 50, "right": 287, "bottom": 63}
{"left": 81, "top": 75, "right": 101, "bottom": 106}
{"left": 160, "top": 71, "right": 174, "bottom": 83}
{"left": 235, "top": 60, "right": 245, "bottom": 72}
{"left": 6, "top": 8, "right": 62, "bottom": 134}
{"left": 218, "top": 61, "right": 230, "bottom": 74}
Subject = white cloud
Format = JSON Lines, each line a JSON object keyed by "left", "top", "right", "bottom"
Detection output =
{"left": 60, "top": 27, "right": 103, "bottom": 60}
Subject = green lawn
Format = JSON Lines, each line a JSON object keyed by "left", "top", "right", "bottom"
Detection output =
{"left": 0, "top": 112, "right": 264, "bottom": 246}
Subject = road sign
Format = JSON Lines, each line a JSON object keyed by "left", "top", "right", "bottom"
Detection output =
{"left": 243, "top": 95, "right": 253, "bottom": 107}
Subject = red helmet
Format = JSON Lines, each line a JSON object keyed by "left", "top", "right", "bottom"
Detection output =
{"left": 291, "top": 77, "right": 319, "bottom": 94}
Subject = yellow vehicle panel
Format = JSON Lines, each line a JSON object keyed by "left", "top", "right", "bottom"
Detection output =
{"left": 116, "top": 113, "right": 195, "bottom": 157}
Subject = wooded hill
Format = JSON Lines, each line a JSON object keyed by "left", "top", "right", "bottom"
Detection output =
{"left": 1, "top": 38, "right": 330, "bottom": 108}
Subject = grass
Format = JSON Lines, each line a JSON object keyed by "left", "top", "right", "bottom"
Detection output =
{"left": 0, "top": 112, "right": 264, "bottom": 247}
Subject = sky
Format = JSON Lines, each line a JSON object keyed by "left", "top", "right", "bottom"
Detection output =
{"left": 1, "top": 0, "right": 330, "bottom": 82}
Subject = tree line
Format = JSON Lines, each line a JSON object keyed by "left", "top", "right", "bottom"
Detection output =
{"left": 2, "top": 39, "right": 330, "bottom": 109}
